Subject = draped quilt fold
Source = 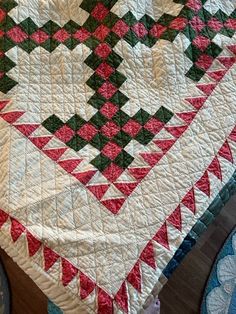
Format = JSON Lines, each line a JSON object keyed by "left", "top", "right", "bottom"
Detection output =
{"left": 0, "top": 0, "right": 236, "bottom": 313}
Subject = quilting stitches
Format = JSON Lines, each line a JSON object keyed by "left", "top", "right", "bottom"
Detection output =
{"left": 0, "top": 43, "right": 235, "bottom": 217}
{"left": 0, "top": 121, "right": 235, "bottom": 313}
{"left": 0, "top": 0, "right": 235, "bottom": 93}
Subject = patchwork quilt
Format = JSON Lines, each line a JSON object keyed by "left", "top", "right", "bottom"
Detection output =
{"left": 0, "top": 0, "right": 236, "bottom": 313}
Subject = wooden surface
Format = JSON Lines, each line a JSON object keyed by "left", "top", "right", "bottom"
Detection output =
{"left": 0, "top": 195, "right": 235, "bottom": 314}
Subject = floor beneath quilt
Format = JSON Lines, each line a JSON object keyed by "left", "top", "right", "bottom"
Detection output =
{"left": 0, "top": 194, "right": 235, "bottom": 314}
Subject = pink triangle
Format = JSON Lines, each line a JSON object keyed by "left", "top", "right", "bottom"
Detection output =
{"left": 114, "top": 282, "right": 128, "bottom": 313}
{"left": 140, "top": 241, "right": 156, "bottom": 269}
{"left": 79, "top": 271, "right": 96, "bottom": 300}
{"left": 26, "top": 231, "right": 41, "bottom": 257}
{"left": 218, "top": 140, "right": 233, "bottom": 163}
{"left": 165, "top": 125, "right": 188, "bottom": 138}
{"left": 197, "top": 83, "right": 216, "bottom": 96}
{"left": 177, "top": 111, "right": 197, "bottom": 124}
{"left": 73, "top": 170, "right": 97, "bottom": 185}
{"left": 181, "top": 188, "right": 196, "bottom": 214}
{"left": 217, "top": 57, "right": 235, "bottom": 69}
{"left": 185, "top": 97, "right": 207, "bottom": 110}
{"left": 153, "top": 222, "right": 170, "bottom": 250}
{"left": 0, "top": 111, "right": 24, "bottom": 124}
{"left": 229, "top": 126, "right": 236, "bottom": 142}
{"left": 101, "top": 198, "right": 126, "bottom": 214}
{"left": 43, "top": 148, "right": 67, "bottom": 161}
{"left": 0, "top": 100, "right": 10, "bottom": 111}
{"left": 98, "top": 288, "right": 113, "bottom": 314}
{"left": 227, "top": 45, "right": 236, "bottom": 55}
{"left": 0, "top": 209, "right": 9, "bottom": 228}
{"left": 114, "top": 182, "right": 138, "bottom": 196}
{"left": 140, "top": 152, "right": 163, "bottom": 167}
{"left": 61, "top": 258, "right": 78, "bottom": 286}
{"left": 43, "top": 247, "right": 60, "bottom": 271}
{"left": 154, "top": 139, "right": 176, "bottom": 153}
{"left": 128, "top": 167, "right": 150, "bottom": 181}
{"left": 58, "top": 159, "right": 82, "bottom": 174}
{"left": 87, "top": 184, "right": 110, "bottom": 200}
{"left": 196, "top": 171, "right": 210, "bottom": 197}
{"left": 29, "top": 136, "right": 52, "bottom": 149}
{"left": 127, "top": 261, "right": 141, "bottom": 292}
{"left": 207, "top": 70, "right": 227, "bottom": 81}
{"left": 208, "top": 157, "right": 222, "bottom": 181}
{"left": 167, "top": 206, "right": 182, "bottom": 231}
{"left": 14, "top": 124, "right": 39, "bottom": 137}
{"left": 10, "top": 218, "right": 25, "bottom": 242}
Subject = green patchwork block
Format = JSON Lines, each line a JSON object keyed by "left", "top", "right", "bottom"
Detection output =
{"left": 88, "top": 92, "right": 107, "bottom": 109}
{"left": 112, "top": 111, "right": 130, "bottom": 127}
{"left": 85, "top": 53, "right": 103, "bottom": 70}
{"left": 113, "top": 130, "right": 132, "bottom": 147}
{"left": 106, "top": 51, "right": 123, "bottom": 68}
{"left": 90, "top": 112, "right": 108, "bottom": 128}
{"left": 19, "top": 17, "right": 38, "bottom": 35}
{"left": 86, "top": 73, "right": 105, "bottom": 91}
{"left": 123, "top": 30, "right": 139, "bottom": 47}
{"left": 105, "top": 32, "right": 120, "bottom": 48}
{"left": 122, "top": 12, "right": 137, "bottom": 26}
{"left": 84, "top": 36, "right": 100, "bottom": 50}
{"left": 103, "top": 12, "right": 119, "bottom": 28}
{"left": 185, "top": 65, "right": 205, "bottom": 82}
{"left": 90, "top": 133, "right": 109, "bottom": 150}
{"left": 42, "top": 115, "right": 64, "bottom": 133}
{"left": 133, "top": 109, "right": 151, "bottom": 125}
{"left": 110, "top": 91, "right": 129, "bottom": 108}
{"left": 91, "top": 153, "right": 111, "bottom": 172}
{"left": 114, "top": 150, "right": 134, "bottom": 169}
{"left": 154, "top": 106, "right": 174, "bottom": 123}
{"left": 109, "top": 71, "right": 126, "bottom": 88}
{"left": 66, "top": 135, "right": 87, "bottom": 151}
{"left": 0, "top": 55, "right": 15, "bottom": 72}
{"left": 135, "top": 128, "right": 154, "bottom": 145}
{"left": 83, "top": 16, "right": 100, "bottom": 33}
{"left": 205, "top": 42, "right": 222, "bottom": 58}
{"left": 40, "top": 39, "right": 60, "bottom": 52}
{"left": 18, "top": 38, "right": 37, "bottom": 53}
{"left": 67, "top": 115, "right": 86, "bottom": 131}
{"left": 0, "top": 75, "right": 17, "bottom": 94}
{"left": 185, "top": 44, "right": 202, "bottom": 62}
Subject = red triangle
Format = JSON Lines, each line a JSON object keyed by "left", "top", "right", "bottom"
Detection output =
{"left": 114, "top": 282, "right": 128, "bottom": 313}
{"left": 140, "top": 152, "right": 163, "bottom": 167}
{"left": 208, "top": 157, "right": 222, "bottom": 181}
{"left": 177, "top": 111, "right": 197, "bottom": 124}
{"left": 207, "top": 70, "right": 227, "bottom": 82}
{"left": 58, "top": 159, "right": 82, "bottom": 173}
{"left": 229, "top": 126, "right": 236, "bottom": 142}
{"left": 153, "top": 222, "right": 169, "bottom": 249}
{"left": 43, "top": 247, "right": 60, "bottom": 271}
{"left": 14, "top": 124, "right": 39, "bottom": 137}
{"left": 185, "top": 97, "right": 207, "bottom": 110}
{"left": 101, "top": 198, "right": 125, "bottom": 214}
{"left": 217, "top": 57, "right": 235, "bottom": 69}
{"left": 98, "top": 288, "right": 113, "bottom": 314}
{"left": 79, "top": 271, "right": 96, "bottom": 300}
{"left": 61, "top": 258, "right": 78, "bottom": 286}
{"left": 165, "top": 125, "right": 188, "bottom": 138}
{"left": 197, "top": 83, "right": 216, "bottom": 95}
{"left": 114, "top": 182, "right": 138, "bottom": 196}
{"left": 127, "top": 261, "right": 141, "bottom": 292}
{"left": 154, "top": 139, "right": 176, "bottom": 153}
{"left": 0, "top": 100, "right": 10, "bottom": 111}
{"left": 87, "top": 184, "right": 110, "bottom": 200}
{"left": 29, "top": 136, "right": 52, "bottom": 149}
{"left": 140, "top": 241, "right": 156, "bottom": 269}
{"left": 218, "top": 140, "right": 233, "bottom": 163}
{"left": 0, "top": 111, "right": 24, "bottom": 124}
{"left": 0, "top": 210, "right": 9, "bottom": 228}
{"left": 167, "top": 206, "right": 182, "bottom": 231}
{"left": 196, "top": 171, "right": 210, "bottom": 197}
{"left": 227, "top": 45, "right": 236, "bottom": 55}
{"left": 26, "top": 231, "right": 41, "bottom": 257}
{"left": 181, "top": 188, "right": 196, "bottom": 214}
{"left": 10, "top": 218, "right": 25, "bottom": 242}
{"left": 73, "top": 170, "right": 97, "bottom": 185}
{"left": 128, "top": 167, "right": 150, "bottom": 181}
{"left": 43, "top": 148, "right": 67, "bottom": 161}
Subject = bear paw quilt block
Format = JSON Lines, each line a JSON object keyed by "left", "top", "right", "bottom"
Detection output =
{"left": 0, "top": 0, "right": 236, "bottom": 313}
